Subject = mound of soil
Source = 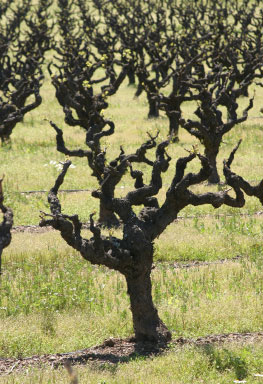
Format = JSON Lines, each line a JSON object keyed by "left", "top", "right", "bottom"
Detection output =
{"left": 1, "top": 332, "right": 263, "bottom": 376}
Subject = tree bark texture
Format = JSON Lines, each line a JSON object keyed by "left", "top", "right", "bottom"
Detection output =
{"left": 168, "top": 113, "right": 179, "bottom": 142}
{"left": 127, "top": 68, "right": 136, "bottom": 85}
{"left": 205, "top": 146, "right": 220, "bottom": 184}
{"left": 148, "top": 98, "right": 159, "bottom": 118}
{"left": 126, "top": 271, "right": 171, "bottom": 343}
{"left": 99, "top": 200, "right": 120, "bottom": 227}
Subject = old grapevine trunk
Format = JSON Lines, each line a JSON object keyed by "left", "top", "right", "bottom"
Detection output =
{"left": 127, "top": 68, "right": 136, "bottom": 85}
{"left": 148, "top": 96, "right": 159, "bottom": 118}
{"left": 168, "top": 112, "right": 180, "bottom": 142}
{"left": 99, "top": 200, "right": 119, "bottom": 227}
{"left": 204, "top": 145, "right": 220, "bottom": 184}
{"left": 126, "top": 270, "right": 171, "bottom": 343}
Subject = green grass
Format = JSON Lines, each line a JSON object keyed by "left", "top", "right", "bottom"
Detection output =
{"left": 1, "top": 228, "right": 263, "bottom": 360}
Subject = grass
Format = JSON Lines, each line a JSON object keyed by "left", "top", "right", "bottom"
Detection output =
{"left": 1, "top": 228, "right": 263, "bottom": 361}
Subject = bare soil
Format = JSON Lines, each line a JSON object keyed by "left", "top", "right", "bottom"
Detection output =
{"left": 168, "top": 255, "right": 242, "bottom": 269}
{"left": 1, "top": 332, "right": 263, "bottom": 376}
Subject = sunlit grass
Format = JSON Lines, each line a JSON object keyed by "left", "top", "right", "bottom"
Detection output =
{"left": 1, "top": 227, "right": 263, "bottom": 359}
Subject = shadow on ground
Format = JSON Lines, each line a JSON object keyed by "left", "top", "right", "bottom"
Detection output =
{"left": 1, "top": 331, "right": 263, "bottom": 376}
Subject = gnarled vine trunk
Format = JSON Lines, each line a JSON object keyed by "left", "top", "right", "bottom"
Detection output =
{"left": 204, "top": 145, "right": 220, "bottom": 184}
{"left": 99, "top": 200, "right": 119, "bottom": 227}
{"left": 41, "top": 137, "right": 261, "bottom": 346}
{"left": 126, "top": 270, "right": 171, "bottom": 343}
{"left": 168, "top": 112, "right": 179, "bottom": 142}
{"left": 127, "top": 68, "right": 136, "bottom": 85}
{"left": 148, "top": 97, "right": 159, "bottom": 118}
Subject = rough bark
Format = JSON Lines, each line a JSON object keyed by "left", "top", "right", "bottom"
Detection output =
{"left": 180, "top": 86, "right": 254, "bottom": 185}
{"left": 126, "top": 271, "right": 171, "bottom": 343}
{"left": 0, "top": 87, "right": 42, "bottom": 143}
{"left": 127, "top": 68, "right": 135, "bottom": 85}
{"left": 204, "top": 145, "right": 220, "bottom": 184}
{"left": 167, "top": 112, "right": 179, "bottom": 142}
{"left": 48, "top": 53, "right": 128, "bottom": 227}
{"left": 0, "top": 178, "right": 13, "bottom": 274}
{"left": 99, "top": 200, "right": 119, "bottom": 228}
{"left": 148, "top": 97, "right": 159, "bottom": 118}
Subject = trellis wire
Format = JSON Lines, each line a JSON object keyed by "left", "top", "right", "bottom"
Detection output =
{"left": 11, "top": 210, "right": 263, "bottom": 234}
{"left": 14, "top": 179, "right": 262, "bottom": 195}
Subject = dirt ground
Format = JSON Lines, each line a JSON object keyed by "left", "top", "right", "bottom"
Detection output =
{"left": 1, "top": 332, "right": 263, "bottom": 376}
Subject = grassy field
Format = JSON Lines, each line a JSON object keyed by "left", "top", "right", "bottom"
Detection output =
{"left": 1, "top": 19, "right": 263, "bottom": 382}
{"left": 2, "top": 235, "right": 263, "bottom": 353}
